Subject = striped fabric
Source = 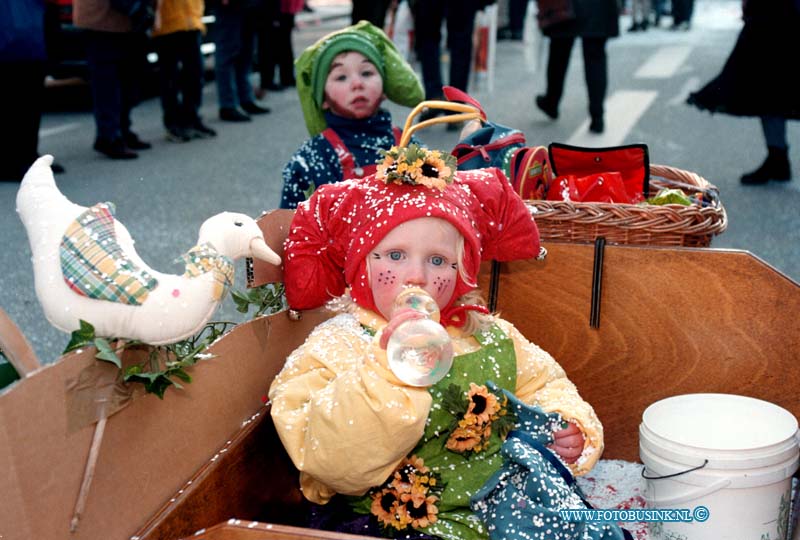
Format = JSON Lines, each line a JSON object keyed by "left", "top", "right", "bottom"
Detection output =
{"left": 179, "top": 243, "right": 234, "bottom": 301}
{"left": 60, "top": 203, "right": 158, "bottom": 305}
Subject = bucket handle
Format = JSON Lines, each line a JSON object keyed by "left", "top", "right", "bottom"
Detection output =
{"left": 645, "top": 477, "right": 731, "bottom": 508}
{"left": 641, "top": 459, "right": 708, "bottom": 480}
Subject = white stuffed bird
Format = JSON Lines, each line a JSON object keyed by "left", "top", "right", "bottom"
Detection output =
{"left": 16, "top": 155, "right": 281, "bottom": 345}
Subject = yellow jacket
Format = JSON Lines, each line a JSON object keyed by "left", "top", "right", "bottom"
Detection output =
{"left": 268, "top": 306, "right": 604, "bottom": 504}
{"left": 152, "top": 0, "right": 205, "bottom": 37}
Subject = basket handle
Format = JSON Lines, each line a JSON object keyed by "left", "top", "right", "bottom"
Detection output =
{"left": 399, "top": 101, "right": 482, "bottom": 148}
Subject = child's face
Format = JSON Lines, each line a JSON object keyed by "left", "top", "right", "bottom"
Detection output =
{"left": 322, "top": 51, "right": 384, "bottom": 120}
{"left": 368, "top": 217, "right": 461, "bottom": 320}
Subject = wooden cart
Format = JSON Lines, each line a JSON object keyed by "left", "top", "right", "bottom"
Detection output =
{"left": 1, "top": 210, "right": 797, "bottom": 540}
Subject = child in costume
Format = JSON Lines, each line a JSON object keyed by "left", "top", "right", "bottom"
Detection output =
{"left": 269, "top": 147, "right": 631, "bottom": 539}
{"left": 279, "top": 21, "right": 424, "bottom": 209}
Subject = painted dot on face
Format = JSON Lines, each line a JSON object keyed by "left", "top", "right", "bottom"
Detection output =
{"left": 434, "top": 277, "right": 452, "bottom": 296}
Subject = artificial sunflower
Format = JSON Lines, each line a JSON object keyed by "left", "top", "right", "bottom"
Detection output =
{"left": 370, "top": 454, "right": 441, "bottom": 531}
{"left": 376, "top": 144, "right": 456, "bottom": 190}
{"left": 445, "top": 423, "right": 484, "bottom": 453}
{"left": 404, "top": 494, "right": 439, "bottom": 529}
{"left": 442, "top": 383, "right": 516, "bottom": 455}
{"left": 371, "top": 488, "right": 411, "bottom": 530}
{"left": 466, "top": 382, "right": 501, "bottom": 424}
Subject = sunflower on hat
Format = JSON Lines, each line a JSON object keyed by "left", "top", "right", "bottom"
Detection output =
{"left": 376, "top": 144, "right": 457, "bottom": 191}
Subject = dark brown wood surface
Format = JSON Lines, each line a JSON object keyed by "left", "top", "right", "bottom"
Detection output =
{"left": 480, "top": 243, "right": 800, "bottom": 462}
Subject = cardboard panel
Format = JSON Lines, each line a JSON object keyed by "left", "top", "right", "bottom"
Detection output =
{"left": 481, "top": 243, "right": 800, "bottom": 462}
{"left": 0, "top": 308, "right": 330, "bottom": 540}
{"left": 249, "top": 209, "right": 295, "bottom": 288}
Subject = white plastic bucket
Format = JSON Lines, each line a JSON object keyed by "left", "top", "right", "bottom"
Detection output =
{"left": 640, "top": 393, "right": 799, "bottom": 540}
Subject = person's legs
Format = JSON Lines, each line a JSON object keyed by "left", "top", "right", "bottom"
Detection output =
{"left": 413, "top": 0, "right": 445, "bottom": 100}
{"left": 177, "top": 30, "right": 204, "bottom": 125}
{"left": 153, "top": 33, "right": 183, "bottom": 132}
{"left": 762, "top": 115, "right": 788, "bottom": 150}
{"left": 278, "top": 12, "right": 296, "bottom": 86}
{"left": 351, "top": 0, "right": 391, "bottom": 27}
{"left": 582, "top": 36, "right": 608, "bottom": 132}
{"left": 536, "top": 35, "right": 575, "bottom": 118}
{"left": 444, "top": 0, "right": 478, "bottom": 93}
{"left": 259, "top": 16, "right": 279, "bottom": 91}
{"left": 0, "top": 61, "right": 45, "bottom": 180}
{"left": 508, "top": 0, "right": 529, "bottom": 37}
{"left": 118, "top": 31, "right": 149, "bottom": 147}
{"left": 213, "top": 6, "right": 243, "bottom": 110}
{"left": 236, "top": 20, "right": 266, "bottom": 111}
{"left": 84, "top": 31, "right": 124, "bottom": 143}
{"left": 741, "top": 116, "right": 791, "bottom": 184}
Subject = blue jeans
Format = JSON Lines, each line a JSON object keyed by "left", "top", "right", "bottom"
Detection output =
{"left": 84, "top": 30, "right": 147, "bottom": 142}
{"left": 212, "top": 4, "right": 255, "bottom": 109}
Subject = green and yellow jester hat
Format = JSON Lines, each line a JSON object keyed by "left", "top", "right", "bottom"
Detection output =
{"left": 294, "top": 20, "right": 424, "bottom": 137}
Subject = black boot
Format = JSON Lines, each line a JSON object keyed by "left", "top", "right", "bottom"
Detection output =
{"left": 741, "top": 147, "right": 792, "bottom": 184}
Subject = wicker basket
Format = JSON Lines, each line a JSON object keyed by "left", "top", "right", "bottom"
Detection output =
{"left": 527, "top": 164, "right": 728, "bottom": 247}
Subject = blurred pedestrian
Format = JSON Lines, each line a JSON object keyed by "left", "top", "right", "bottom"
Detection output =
{"left": 628, "top": 0, "right": 651, "bottom": 32}
{"left": 411, "top": 0, "right": 482, "bottom": 125}
{"left": 258, "top": 0, "right": 302, "bottom": 94}
{"left": 73, "top": 0, "right": 154, "bottom": 159}
{"left": 535, "top": 0, "right": 620, "bottom": 134}
{"left": 652, "top": 0, "right": 667, "bottom": 27}
{"left": 497, "top": 0, "right": 529, "bottom": 40}
{"left": 687, "top": 0, "right": 799, "bottom": 184}
{"left": 351, "top": 0, "right": 392, "bottom": 27}
{"left": 670, "top": 0, "right": 693, "bottom": 30}
{"left": 211, "top": 0, "right": 271, "bottom": 122}
{"left": 0, "top": 0, "right": 65, "bottom": 180}
{"left": 152, "top": 0, "right": 217, "bottom": 142}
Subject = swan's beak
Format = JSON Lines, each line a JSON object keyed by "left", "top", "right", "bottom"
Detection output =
{"left": 250, "top": 237, "right": 281, "bottom": 266}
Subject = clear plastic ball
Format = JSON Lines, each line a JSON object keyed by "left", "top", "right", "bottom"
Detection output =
{"left": 386, "top": 318, "right": 453, "bottom": 387}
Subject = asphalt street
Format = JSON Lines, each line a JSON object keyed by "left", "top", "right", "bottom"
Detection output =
{"left": 1, "top": 0, "right": 798, "bottom": 366}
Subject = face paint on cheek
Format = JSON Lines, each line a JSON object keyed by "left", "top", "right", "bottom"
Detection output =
{"left": 376, "top": 270, "right": 396, "bottom": 285}
{"left": 433, "top": 276, "right": 452, "bottom": 296}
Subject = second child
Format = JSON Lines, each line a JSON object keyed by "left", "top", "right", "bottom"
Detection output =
{"left": 279, "top": 21, "right": 424, "bottom": 208}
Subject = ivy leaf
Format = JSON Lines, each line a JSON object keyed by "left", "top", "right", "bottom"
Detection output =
{"left": 170, "top": 368, "right": 192, "bottom": 383}
{"left": 94, "top": 338, "right": 122, "bottom": 368}
{"left": 231, "top": 289, "right": 251, "bottom": 314}
{"left": 64, "top": 320, "right": 96, "bottom": 354}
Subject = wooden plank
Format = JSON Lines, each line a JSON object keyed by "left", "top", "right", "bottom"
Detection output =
{"left": 0, "top": 306, "right": 40, "bottom": 377}
{"left": 249, "top": 210, "right": 295, "bottom": 288}
{"left": 481, "top": 243, "right": 800, "bottom": 462}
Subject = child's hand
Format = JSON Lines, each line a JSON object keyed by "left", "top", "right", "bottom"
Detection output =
{"left": 379, "top": 308, "right": 427, "bottom": 349}
{"left": 548, "top": 421, "right": 585, "bottom": 464}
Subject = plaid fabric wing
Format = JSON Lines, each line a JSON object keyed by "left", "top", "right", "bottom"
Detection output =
{"left": 60, "top": 203, "right": 158, "bottom": 305}
{"left": 179, "top": 243, "right": 234, "bottom": 301}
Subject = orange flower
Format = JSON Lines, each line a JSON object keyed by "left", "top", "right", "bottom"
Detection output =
{"left": 446, "top": 424, "right": 483, "bottom": 453}
{"left": 404, "top": 495, "right": 439, "bottom": 529}
{"left": 390, "top": 455, "right": 430, "bottom": 493}
{"left": 400, "top": 480, "right": 429, "bottom": 507}
{"left": 371, "top": 488, "right": 411, "bottom": 530}
{"left": 466, "top": 383, "right": 501, "bottom": 424}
